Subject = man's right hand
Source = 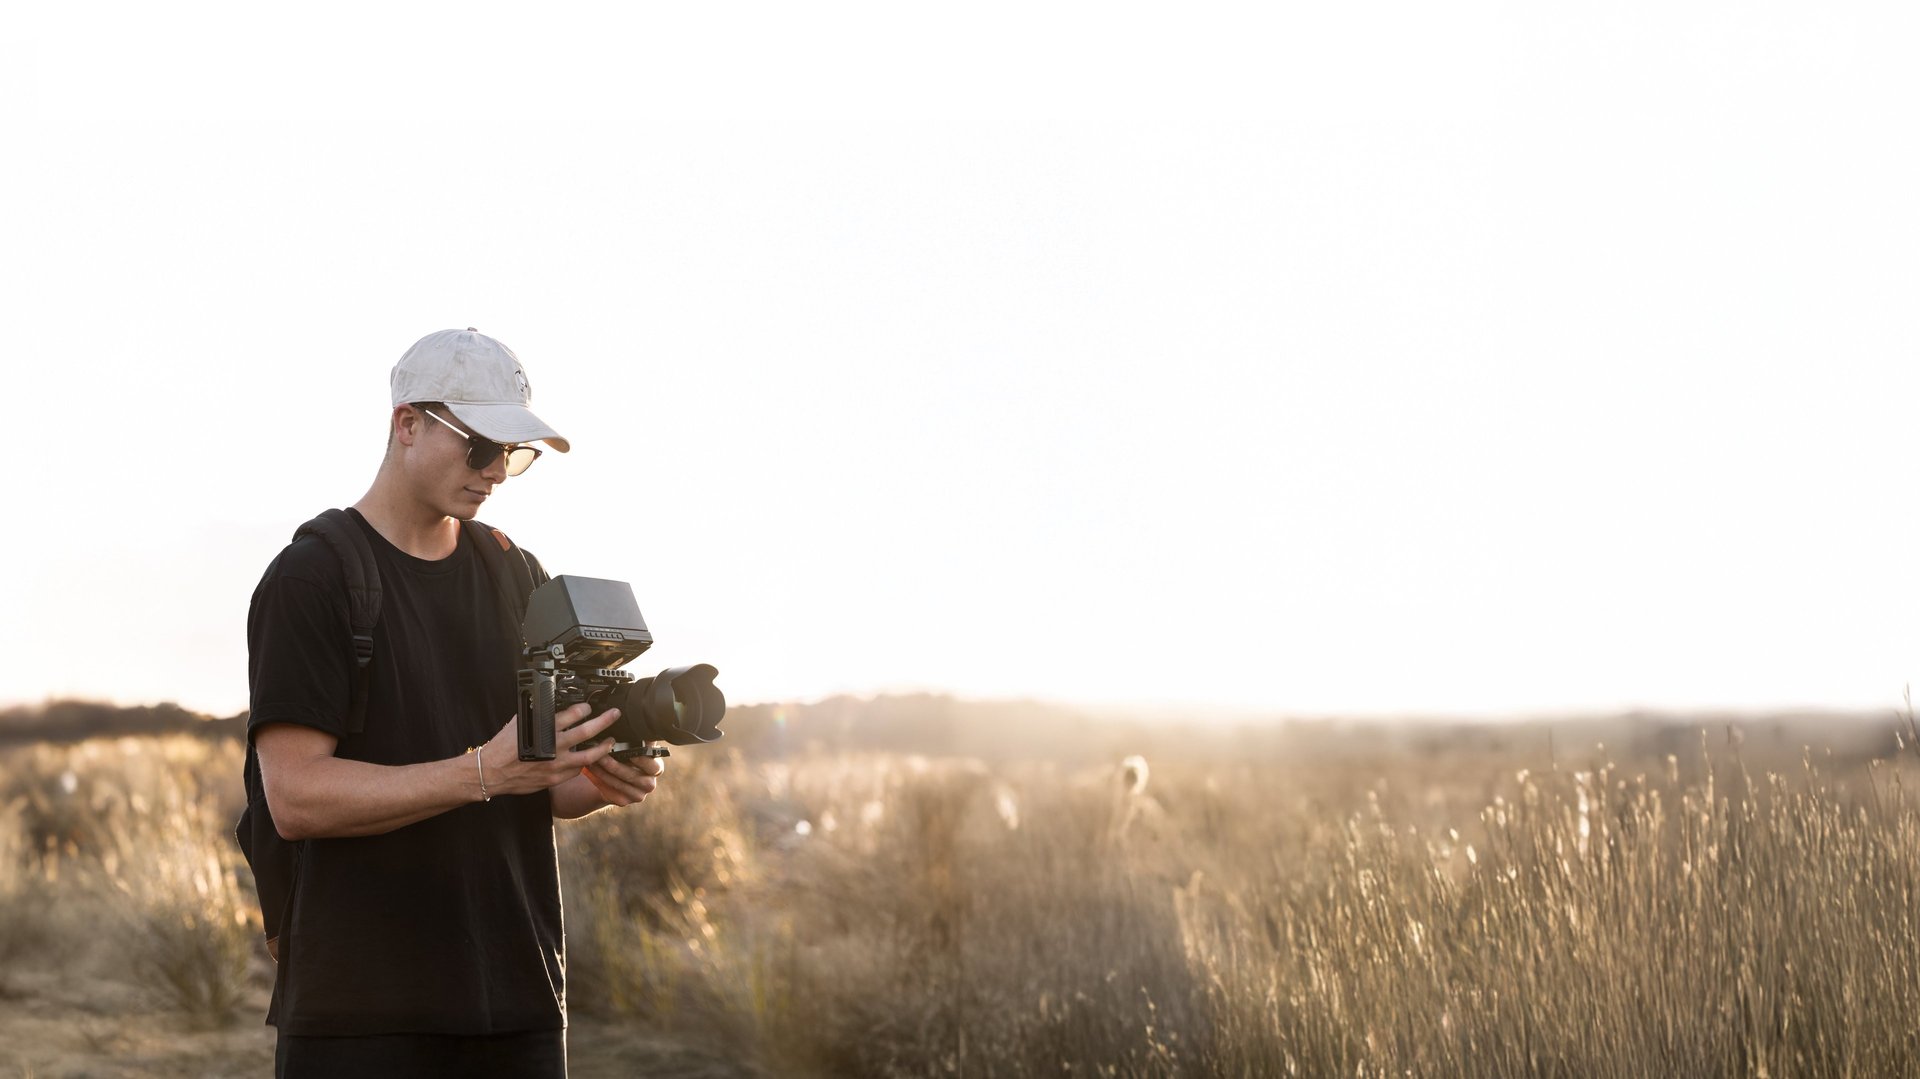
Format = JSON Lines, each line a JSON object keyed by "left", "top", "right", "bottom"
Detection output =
{"left": 477, "top": 703, "right": 622, "bottom": 797}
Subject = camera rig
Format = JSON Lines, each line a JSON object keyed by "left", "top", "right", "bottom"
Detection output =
{"left": 515, "top": 574, "right": 724, "bottom": 762}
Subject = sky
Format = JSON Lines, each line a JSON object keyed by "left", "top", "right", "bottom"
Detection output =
{"left": 3, "top": 2, "right": 1918, "bottom": 720}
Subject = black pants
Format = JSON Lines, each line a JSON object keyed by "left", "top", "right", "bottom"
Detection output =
{"left": 275, "top": 1029, "right": 566, "bottom": 1079}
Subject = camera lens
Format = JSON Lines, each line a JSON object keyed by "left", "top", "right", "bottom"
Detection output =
{"left": 649, "top": 664, "right": 725, "bottom": 744}
{"left": 604, "top": 664, "right": 724, "bottom": 747}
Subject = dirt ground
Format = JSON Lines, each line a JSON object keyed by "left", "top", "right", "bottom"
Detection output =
{"left": 0, "top": 969, "right": 756, "bottom": 1079}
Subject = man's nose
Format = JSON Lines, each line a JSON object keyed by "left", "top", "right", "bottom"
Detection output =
{"left": 480, "top": 452, "right": 509, "bottom": 483}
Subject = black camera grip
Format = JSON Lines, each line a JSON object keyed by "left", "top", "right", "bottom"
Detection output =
{"left": 518, "top": 668, "right": 557, "bottom": 761}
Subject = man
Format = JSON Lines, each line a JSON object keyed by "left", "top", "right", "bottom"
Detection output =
{"left": 247, "top": 328, "right": 662, "bottom": 1078}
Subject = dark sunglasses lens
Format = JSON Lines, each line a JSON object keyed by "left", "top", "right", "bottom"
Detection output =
{"left": 465, "top": 438, "right": 505, "bottom": 472}
{"left": 504, "top": 446, "right": 541, "bottom": 476}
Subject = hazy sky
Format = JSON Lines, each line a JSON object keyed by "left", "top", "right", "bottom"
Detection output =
{"left": 4, "top": 3, "right": 1917, "bottom": 719}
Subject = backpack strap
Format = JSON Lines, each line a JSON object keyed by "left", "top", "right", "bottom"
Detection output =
{"left": 464, "top": 519, "right": 541, "bottom": 645}
{"left": 293, "top": 509, "right": 382, "bottom": 735}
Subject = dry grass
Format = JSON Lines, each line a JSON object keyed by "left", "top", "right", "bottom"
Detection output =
{"left": 2, "top": 720, "right": 1918, "bottom": 1076}
{"left": 0, "top": 738, "right": 259, "bottom": 1026}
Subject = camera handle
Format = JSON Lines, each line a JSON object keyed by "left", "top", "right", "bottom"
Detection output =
{"left": 517, "top": 647, "right": 561, "bottom": 761}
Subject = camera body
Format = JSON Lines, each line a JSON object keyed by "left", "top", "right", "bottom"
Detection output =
{"left": 515, "top": 575, "right": 724, "bottom": 762}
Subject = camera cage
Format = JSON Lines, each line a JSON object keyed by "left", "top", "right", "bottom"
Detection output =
{"left": 515, "top": 575, "right": 723, "bottom": 761}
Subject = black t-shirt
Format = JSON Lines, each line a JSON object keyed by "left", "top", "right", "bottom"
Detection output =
{"left": 246, "top": 509, "right": 563, "bottom": 1036}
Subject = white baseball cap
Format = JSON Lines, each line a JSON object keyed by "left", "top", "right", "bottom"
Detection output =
{"left": 390, "top": 328, "right": 571, "bottom": 453}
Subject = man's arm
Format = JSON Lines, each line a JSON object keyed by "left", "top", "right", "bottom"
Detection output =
{"left": 549, "top": 774, "right": 609, "bottom": 821}
{"left": 257, "top": 704, "right": 621, "bottom": 840}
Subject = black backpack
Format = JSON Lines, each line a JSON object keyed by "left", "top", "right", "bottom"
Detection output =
{"left": 234, "top": 509, "right": 542, "bottom": 960}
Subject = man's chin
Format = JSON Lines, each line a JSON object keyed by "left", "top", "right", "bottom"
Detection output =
{"left": 450, "top": 489, "right": 489, "bottom": 520}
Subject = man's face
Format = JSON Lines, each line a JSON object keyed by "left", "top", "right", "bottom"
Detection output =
{"left": 408, "top": 406, "right": 511, "bottom": 520}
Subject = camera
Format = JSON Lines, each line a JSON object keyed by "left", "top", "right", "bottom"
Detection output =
{"left": 514, "top": 575, "right": 724, "bottom": 762}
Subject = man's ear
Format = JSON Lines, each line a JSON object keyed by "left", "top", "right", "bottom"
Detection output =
{"left": 392, "top": 404, "right": 424, "bottom": 448}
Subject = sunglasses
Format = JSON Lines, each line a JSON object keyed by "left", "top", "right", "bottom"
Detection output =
{"left": 420, "top": 407, "right": 543, "bottom": 477}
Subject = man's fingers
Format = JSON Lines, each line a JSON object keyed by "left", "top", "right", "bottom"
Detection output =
{"left": 580, "top": 767, "right": 634, "bottom": 806}
{"left": 552, "top": 702, "right": 596, "bottom": 733}
{"left": 582, "top": 756, "right": 661, "bottom": 806}
{"left": 581, "top": 762, "right": 655, "bottom": 806}
{"left": 555, "top": 707, "right": 622, "bottom": 750}
{"left": 597, "top": 755, "right": 664, "bottom": 782}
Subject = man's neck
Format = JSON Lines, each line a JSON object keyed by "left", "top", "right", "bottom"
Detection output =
{"left": 352, "top": 480, "right": 460, "bottom": 561}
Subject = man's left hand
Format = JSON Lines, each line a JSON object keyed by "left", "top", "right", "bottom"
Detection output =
{"left": 580, "top": 751, "right": 665, "bottom": 808}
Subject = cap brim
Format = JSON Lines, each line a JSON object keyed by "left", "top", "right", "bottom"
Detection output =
{"left": 444, "top": 402, "right": 571, "bottom": 453}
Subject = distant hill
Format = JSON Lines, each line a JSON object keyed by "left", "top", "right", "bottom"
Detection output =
{"left": 0, "top": 700, "right": 247, "bottom": 746}
{"left": 0, "top": 694, "right": 1134, "bottom": 762}
{"left": 0, "top": 694, "right": 1166, "bottom": 761}
{"left": 0, "top": 696, "right": 1905, "bottom": 767}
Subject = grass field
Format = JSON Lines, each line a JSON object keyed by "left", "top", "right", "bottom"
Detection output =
{"left": 0, "top": 705, "right": 1914, "bottom": 1077}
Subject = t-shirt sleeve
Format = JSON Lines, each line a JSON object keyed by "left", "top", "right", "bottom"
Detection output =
{"left": 247, "top": 572, "right": 354, "bottom": 742}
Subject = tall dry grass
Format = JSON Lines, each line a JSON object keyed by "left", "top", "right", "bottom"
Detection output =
{"left": 1179, "top": 738, "right": 1920, "bottom": 1077}
{"left": 557, "top": 731, "right": 1920, "bottom": 1077}
{"left": 0, "top": 736, "right": 260, "bottom": 1029}
{"left": 4, "top": 721, "right": 1919, "bottom": 1076}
